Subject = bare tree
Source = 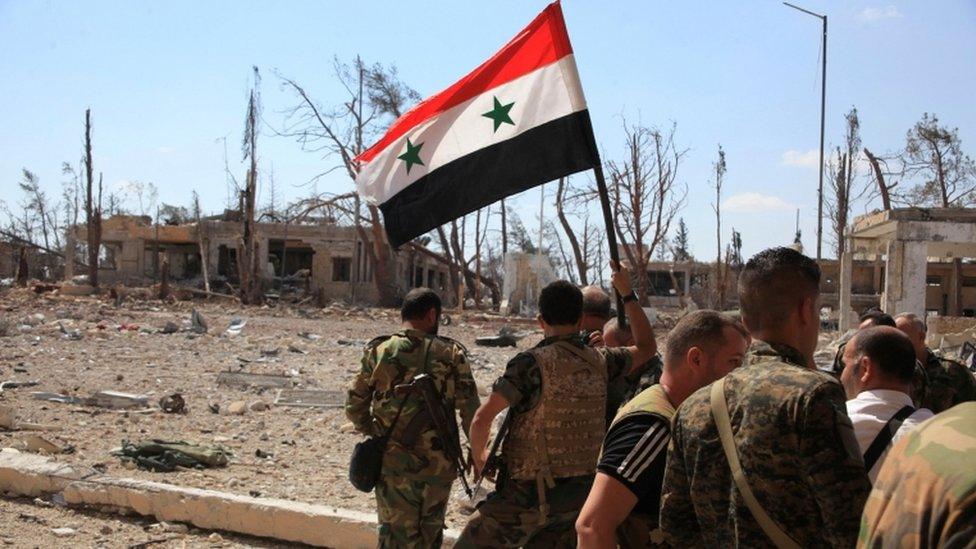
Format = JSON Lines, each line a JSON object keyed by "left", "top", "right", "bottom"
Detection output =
{"left": 901, "top": 113, "right": 976, "bottom": 207}
{"left": 711, "top": 144, "right": 727, "bottom": 308}
{"left": 863, "top": 148, "right": 899, "bottom": 211}
{"left": 238, "top": 66, "right": 263, "bottom": 305}
{"left": 555, "top": 176, "right": 590, "bottom": 285}
{"left": 826, "top": 107, "right": 863, "bottom": 259}
{"left": 83, "top": 109, "right": 103, "bottom": 289}
{"left": 901, "top": 113, "right": 976, "bottom": 315}
{"left": 606, "top": 120, "right": 688, "bottom": 302}
{"left": 277, "top": 57, "right": 419, "bottom": 306}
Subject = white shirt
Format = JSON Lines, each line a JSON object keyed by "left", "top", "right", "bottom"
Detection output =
{"left": 846, "top": 389, "right": 934, "bottom": 482}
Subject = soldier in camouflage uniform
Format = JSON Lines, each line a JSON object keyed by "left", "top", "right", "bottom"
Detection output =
{"left": 346, "top": 288, "right": 480, "bottom": 548}
{"left": 895, "top": 312, "right": 976, "bottom": 413}
{"left": 660, "top": 247, "right": 872, "bottom": 547}
{"left": 455, "top": 264, "right": 658, "bottom": 548}
{"left": 858, "top": 401, "right": 976, "bottom": 547}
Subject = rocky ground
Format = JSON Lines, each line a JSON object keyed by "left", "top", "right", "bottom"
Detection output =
{"left": 0, "top": 287, "right": 556, "bottom": 546}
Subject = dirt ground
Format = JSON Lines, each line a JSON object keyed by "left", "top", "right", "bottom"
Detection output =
{"left": 0, "top": 287, "right": 557, "bottom": 546}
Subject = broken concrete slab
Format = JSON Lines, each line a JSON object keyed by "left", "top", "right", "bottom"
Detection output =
{"left": 273, "top": 389, "right": 344, "bottom": 409}
{"left": 0, "top": 451, "right": 382, "bottom": 547}
{"left": 216, "top": 372, "right": 292, "bottom": 390}
{"left": 87, "top": 391, "right": 150, "bottom": 410}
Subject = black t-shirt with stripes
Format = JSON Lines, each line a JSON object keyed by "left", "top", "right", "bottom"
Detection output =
{"left": 597, "top": 412, "right": 671, "bottom": 518}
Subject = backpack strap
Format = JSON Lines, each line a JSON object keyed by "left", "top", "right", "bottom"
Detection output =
{"left": 862, "top": 405, "right": 914, "bottom": 473}
{"left": 710, "top": 378, "right": 801, "bottom": 549}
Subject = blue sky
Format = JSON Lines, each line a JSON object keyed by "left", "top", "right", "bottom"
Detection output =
{"left": 2, "top": 1, "right": 975, "bottom": 261}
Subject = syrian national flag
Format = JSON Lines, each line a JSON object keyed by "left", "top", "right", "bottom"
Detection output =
{"left": 355, "top": 1, "right": 598, "bottom": 247}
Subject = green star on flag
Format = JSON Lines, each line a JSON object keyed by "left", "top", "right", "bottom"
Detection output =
{"left": 482, "top": 96, "right": 515, "bottom": 132}
{"left": 397, "top": 138, "right": 425, "bottom": 174}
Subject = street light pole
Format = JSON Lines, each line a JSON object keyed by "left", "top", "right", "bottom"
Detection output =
{"left": 784, "top": 2, "right": 827, "bottom": 262}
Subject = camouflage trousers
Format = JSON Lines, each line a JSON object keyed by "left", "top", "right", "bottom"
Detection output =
{"left": 453, "top": 473, "right": 593, "bottom": 548}
{"left": 375, "top": 472, "right": 453, "bottom": 549}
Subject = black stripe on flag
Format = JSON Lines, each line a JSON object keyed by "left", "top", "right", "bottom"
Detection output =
{"left": 379, "top": 110, "right": 598, "bottom": 248}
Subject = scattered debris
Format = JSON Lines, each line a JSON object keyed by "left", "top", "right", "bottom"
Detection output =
{"left": 11, "top": 434, "right": 65, "bottom": 454}
{"left": 207, "top": 402, "right": 220, "bottom": 414}
{"left": 226, "top": 401, "right": 247, "bottom": 415}
{"left": 189, "top": 309, "right": 208, "bottom": 334}
{"left": 274, "top": 389, "right": 344, "bottom": 409}
{"left": 58, "top": 323, "right": 83, "bottom": 340}
{"left": 51, "top": 527, "right": 76, "bottom": 538}
{"left": 248, "top": 401, "right": 269, "bottom": 412}
{"left": 88, "top": 391, "right": 151, "bottom": 410}
{"left": 297, "top": 331, "right": 320, "bottom": 341}
{"left": 260, "top": 348, "right": 280, "bottom": 357}
{"left": 287, "top": 343, "right": 307, "bottom": 354}
{"left": 158, "top": 393, "right": 187, "bottom": 414}
{"left": 0, "top": 380, "right": 39, "bottom": 395}
{"left": 474, "top": 334, "right": 518, "bottom": 347}
{"left": 32, "top": 392, "right": 85, "bottom": 405}
{"left": 216, "top": 371, "right": 291, "bottom": 389}
{"left": 159, "top": 321, "right": 179, "bottom": 334}
{"left": 336, "top": 338, "right": 365, "bottom": 347}
{"left": 224, "top": 317, "right": 246, "bottom": 336}
{"left": 112, "top": 439, "right": 232, "bottom": 472}
{"left": 255, "top": 448, "right": 273, "bottom": 459}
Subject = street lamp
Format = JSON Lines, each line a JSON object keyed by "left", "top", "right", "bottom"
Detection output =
{"left": 784, "top": 2, "right": 826, "bottom": 262}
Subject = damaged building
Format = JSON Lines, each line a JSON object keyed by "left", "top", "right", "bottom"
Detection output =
{"left": 645, "top": 208, "right": 976, "bottom": 321}
{"left": 68, "top": 215, "right": 454, "bottom": 305}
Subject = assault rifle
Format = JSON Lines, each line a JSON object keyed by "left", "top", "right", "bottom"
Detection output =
{"left": 395, "top": 374, "right": 472, "bottom": 498}
{"left": 473, "top": 409, "right": 513, "bottom": 498}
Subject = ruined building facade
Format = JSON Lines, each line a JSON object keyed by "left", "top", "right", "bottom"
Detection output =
{"left": 68, "top": 215, "right": 453, "bottom": 305}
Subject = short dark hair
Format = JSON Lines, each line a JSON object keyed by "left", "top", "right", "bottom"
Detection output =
{"left": 401, "top": 288, "right": 441, "bottom": 321}
{"left": 850, "top": 326, "right": 916, "bottom": 383}
{"left": 581, "top": 286, "right": 612, "bottom": 318}
{"left": 737, "top": 247, "right": 821, "bottom": 332}
{"left": 664, "top": 310, "right": 749, "bottom": 365}
{"left": 859, "top": 310, "right": 896, "bottom": 328}
{"left": 539, "top": 280, "right": 583, "bottom": 326}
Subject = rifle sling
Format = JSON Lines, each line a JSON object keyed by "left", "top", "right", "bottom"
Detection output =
{"left": 710, "top": 378, "right": 801, "bottom": 549}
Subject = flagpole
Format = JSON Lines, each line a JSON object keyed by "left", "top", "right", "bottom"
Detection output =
{"left": 591, "top": 158, "right": 627, "bottom": 327}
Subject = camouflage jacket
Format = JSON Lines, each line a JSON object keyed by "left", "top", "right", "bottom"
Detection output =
{"left": 345, "top": 329, "right": 480, "bottom": 480}
{"left": 660, "top": 340, "right": 872, "bottom": 548}
{"left": 919, "top": 348, "right": 976, "bottom": 414}
{"left": 858, "top": 401, "right": 976, "bottom": 548}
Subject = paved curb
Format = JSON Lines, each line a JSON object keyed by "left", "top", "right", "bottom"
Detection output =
{"left": 0, "top": 449, "right": 377, "bottom": 547}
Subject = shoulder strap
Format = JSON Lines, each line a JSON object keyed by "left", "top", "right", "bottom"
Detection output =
{"left": 862, "top": 405, "right": 914, "bottom": 472}
{"left": 710, "top": 379, "right": 801, "bottom": 549}
{"left": 382, "top": 338, "right": 433, "bottom": 440}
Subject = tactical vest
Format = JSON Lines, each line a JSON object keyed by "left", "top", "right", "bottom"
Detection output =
{"left": 609, "top": 383, "right": 676, "bottom": 429}
{"left": 503, "top": 340, "right": 607, "bottom": 481}
{"left": 605, "top": 384, "right": 676, "bottom": 549}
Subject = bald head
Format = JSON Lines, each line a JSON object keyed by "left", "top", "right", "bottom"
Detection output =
{"left": 581, "top": 285, "right": 612, "bottom": 332}
{"left": 894, "top": 313, "right": 927, "bottom": 362}
{"left": 841, "top": 326, "right": 917, "bottom": 397}
{"left": 603, "top": 317, "right": 634, "bottom": 347}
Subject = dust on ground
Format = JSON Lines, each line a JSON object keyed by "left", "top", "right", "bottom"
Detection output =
{"left": 0, "top": 287, "right": 547, "bottom": 543}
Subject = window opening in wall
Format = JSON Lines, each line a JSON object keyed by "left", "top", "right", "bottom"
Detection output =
{"left": 332, "top": 256, "right": 352, "bottom": 282}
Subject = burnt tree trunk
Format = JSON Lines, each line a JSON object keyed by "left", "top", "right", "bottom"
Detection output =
{"left": 83, "top": 110, "right": 102, "bottom": 289}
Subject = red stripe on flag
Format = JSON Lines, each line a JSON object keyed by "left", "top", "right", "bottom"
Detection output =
{"left": 356, "top": 1, "right": 573, "bottom": 165}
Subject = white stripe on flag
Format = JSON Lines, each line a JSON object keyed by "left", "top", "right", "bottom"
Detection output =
{"left": 356, "top": 55, "right": 587, "bottom": 206}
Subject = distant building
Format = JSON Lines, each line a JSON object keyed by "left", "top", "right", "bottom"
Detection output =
{"left": 69, "top": 215, "right": 454, "bottom": 305}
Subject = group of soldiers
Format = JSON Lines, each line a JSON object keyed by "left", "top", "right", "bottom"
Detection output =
{"left": 346, "top": 246, "right": 976, "bottom": 548}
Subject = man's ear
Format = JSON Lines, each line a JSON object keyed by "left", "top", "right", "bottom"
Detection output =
{"left": 537, "top": 314, "right": 546, "bottom": 331}
{"left": 859, "top": 356, "right": 873, "bottom": 384}
{"left": 799, "top": 296, "right": 816, "bottom": 326}
{"left": 426, "top": 308, "right": 438, "bottom": 329}
{"left": 686, "top": 347, "right": 703, "bottom": 373}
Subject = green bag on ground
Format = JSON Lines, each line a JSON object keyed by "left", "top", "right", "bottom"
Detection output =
{"left": 113, "top": 439, "right": 232, "bottom": 472}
